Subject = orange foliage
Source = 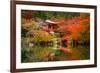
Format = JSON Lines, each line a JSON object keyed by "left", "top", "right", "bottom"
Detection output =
{"left": 55, "top": 15, "right": 89, "bottom": 40}
{"left": 61, "top": 35, "right": 70, "bottom": 41}
{"left": 58, "top": 47, "right": 72, "bottom": 54}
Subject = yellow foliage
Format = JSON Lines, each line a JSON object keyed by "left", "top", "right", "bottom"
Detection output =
{"left": 33, "top": 30, "right": 55, "bottom": 42}
{"left": 80, "top": 13, "right": 89, "bottom": 19}
{"left": 35, "top": 48, "right": 49, "bottom": 60}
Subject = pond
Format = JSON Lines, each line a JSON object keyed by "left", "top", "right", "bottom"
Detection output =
{"left": 21, "top": 43, "right": 90, "bottom": 62}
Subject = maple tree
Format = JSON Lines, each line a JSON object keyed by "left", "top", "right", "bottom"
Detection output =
{"left": 55, "top": 13, "right": 90, "bottom": 42}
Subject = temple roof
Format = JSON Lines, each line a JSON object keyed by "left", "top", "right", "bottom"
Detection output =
{"left": 45, "top": 20, "right": 58, "bottom": 24}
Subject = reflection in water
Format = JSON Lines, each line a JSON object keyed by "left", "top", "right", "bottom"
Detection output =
{"left": 21, "top": 40, "right": 90, "bottom": 62}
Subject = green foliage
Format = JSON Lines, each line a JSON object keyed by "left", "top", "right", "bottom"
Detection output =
{"left": 21, "top": 48, "right": 34, "bottom": 62}
{"left": 29, "top": 10, "right": 80, "bottom": 20}
{"left": 54, "top": 50, "right": 64, "bottom": 56}
{"left": 21, "top": 27, "right": 28, "bottom": 37}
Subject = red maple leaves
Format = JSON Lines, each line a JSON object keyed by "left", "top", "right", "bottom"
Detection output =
{"left": 55, "top": 15, "right": 89, "bottom": 40}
